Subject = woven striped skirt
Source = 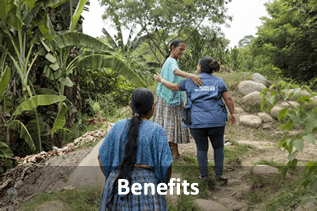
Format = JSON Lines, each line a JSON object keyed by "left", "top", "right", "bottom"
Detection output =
{"left": 99, "top": 168, "right": 167, "bottom": 211}
{"left": 152, "top": 97, "right": 190, "bottom": 144}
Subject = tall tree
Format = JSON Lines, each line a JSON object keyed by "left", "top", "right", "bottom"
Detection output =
{"left": 252, "top": 0, "right": 317, "bottom": 84}
{"left": 100, "top": 0, "right": 232, "bottom": 66}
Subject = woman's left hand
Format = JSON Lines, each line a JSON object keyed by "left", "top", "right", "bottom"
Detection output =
{"left": 190, "top": 74, "right": 203, "bottom": 86}
{"left": 154, "top": 73, "right": 163, "bottom": 83}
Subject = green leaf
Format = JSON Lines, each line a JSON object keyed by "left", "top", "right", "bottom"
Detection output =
{"left": 38, "top": 13, "right": 55, "bottom": 41}
{"left": 51, "top": 103, "right": 68, "bottom": 137}
{"left": 0, "top": 66, "right": 10, "bottom": 102}
{"left": 10, "top": 120, "right": 36, "bottom": 152}
{"left": 304, "top": 161, "right": 317, "bottom": 175}
{"left": 280, "top": 119, "right": 293, "bottom": 131}
{"left": 49, "top": 62, "right": 59, "bottom": 71}
{"left": 301, "top": 196, "right": 314, "bottom": 206}
{"left": 302, "top": 133, "right": 315, "bottom": 145}
{"left": 59, "top": 77, "right": 73, "bottom": 87}
{"left": 310, "top": 180, "right": 317, "bottom": 192}
{"left": 293, "top": 138, "right": 304, "bottom": 153}
{"left": 277, "top": 108, "right": 289, "bottom": 121}
{"left": 77, "top": 54, "right": 147, "bottom": 87}
{"left": 43, "top": 66, "right": 54, "bottom": 80}
{"left": 280, "top": 166, "right": 288, "bottom": 180}
{"left": 260, "top": 94, "right": 266, "bottom": 111}
{"left": 45, "top": 53, "right": 57, "bottom": 63}
{"left": 0, "top": 0, "right": 7, "bottom": 23}
{"left": 49, "top": 32, "right": 113, "bottom": 52}
{"left": 305, "top": 109, "right": 317, "bottom": 133}
{"left": 70, "top": 0, "right": 88, "bottom": 31}
{"left": 0, "top": 141, "right": 14, "bottom": 158}
{"left": 13, "top": 95, "right": 66, "bottom": 116}
{"left": 288, "top": 152, "right": 295, "bottom": 161}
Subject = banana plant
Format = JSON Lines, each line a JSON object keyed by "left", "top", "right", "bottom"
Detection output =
{"left": 0, "top": 0, "right": 73, "bottom": 152}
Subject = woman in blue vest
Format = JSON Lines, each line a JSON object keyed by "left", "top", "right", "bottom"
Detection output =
{"left": 153, "top": 39, "right": 203, "bottom": 162}
{"left": 154, "top": 56, "right": 236, "bottom": 181}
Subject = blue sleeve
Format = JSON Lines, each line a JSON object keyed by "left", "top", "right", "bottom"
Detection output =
{"left": 179, "top": 79, "right": 187, "bottom": 91}
{"left": 219, "top": 79, "right": 228, "bottom": 93}
{"left": 153, "top": 126, "right": 173, "bottom": 183}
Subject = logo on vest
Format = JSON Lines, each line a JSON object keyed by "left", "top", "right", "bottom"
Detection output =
{"left": 195, "top": 86, "right": 215, "bottom": 92}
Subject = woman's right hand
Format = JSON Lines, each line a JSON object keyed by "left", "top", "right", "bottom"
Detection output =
{"left": 154, "top": 73, "right": 163, "bottom": 82}
{"left": 228, "top": 114, "right": 236, "bottom": 126}
{"left": 190, "top": 74, "right": 203, "bottom": 86}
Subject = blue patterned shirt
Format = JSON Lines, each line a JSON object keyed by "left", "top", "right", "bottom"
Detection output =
{"left": 99, "top": 118, "right": 173, "bottom": 183}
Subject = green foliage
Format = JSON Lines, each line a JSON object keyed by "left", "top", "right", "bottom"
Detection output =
{"left": 260, "top": 81, "right": 317, "bottom": 193}
{"left": 101, "top": 0, "right": 232, "bottom": 65}
{"left": 252, "top": 0, "right": 317, "bottom": 84}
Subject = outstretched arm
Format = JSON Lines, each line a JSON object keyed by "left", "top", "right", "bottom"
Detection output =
{"left": 222, "top": 91, "right": 236, "bottom": 126}
{"left": 174, "top": 69, "right": 203, "bottom": 86}
{"left": 154, "top": 73, "right": 180, "bottom": 91}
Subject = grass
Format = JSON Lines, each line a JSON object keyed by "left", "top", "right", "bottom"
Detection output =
{"left": 20, "top": 185, "right": 102, "bottom": 211}
{"left": 169, "top": 156, "right": 216, "bottom": 210}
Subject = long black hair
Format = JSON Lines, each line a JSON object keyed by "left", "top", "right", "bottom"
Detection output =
{"left": 199, "top": 56, "right": 221, "bottom": 74}
{"left": 163, "top": 39, "right": 185, "bottom": 64}
{"left": 106, "top": 88, "right": 154, "bottom": 209}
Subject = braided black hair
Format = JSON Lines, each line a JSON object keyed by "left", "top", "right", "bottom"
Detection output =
{"left": 199, "top": 56, "right": 220, "bottom": 74}
{"left": 106, "top": 88, "right": 154, "bottom": 209}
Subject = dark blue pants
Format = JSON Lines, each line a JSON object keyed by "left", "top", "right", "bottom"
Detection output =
{"left": 190, "top": 127, "right": 225, "bottom": 178}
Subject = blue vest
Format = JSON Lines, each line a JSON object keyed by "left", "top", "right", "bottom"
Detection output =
{"left": 179, "top": 73, "right": 228, "bottom": 128}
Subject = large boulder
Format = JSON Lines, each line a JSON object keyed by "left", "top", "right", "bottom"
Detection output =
{"left": 258, "top": 112, "right": 274, "bottom": 123}
{"left": 239, "top": 115, "right": 262, "bottom": 128}
{"left": 242, "top": 91, "right": 261, "bottom": 106}
{"left": 286, "top": 89, "right": 312, "bottom": 100}
{"left": 252, "top": 73, "right": 272, "bottom": 87}
{"left": 238, "top": 81, "right": 266, "bottom": 96}
{"left": 269, "top": 101, "right": 300, "bottom": 119}
{"left": 193, "top": 199, "right": 229, "bottom": 211}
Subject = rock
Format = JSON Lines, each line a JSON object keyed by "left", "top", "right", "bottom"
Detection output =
{"left": 227, "top": 179, "right": 241, "bottom": 187}
{"left": 253, "top": 165, "right": 279, "bottom": 176}
{"left": 193, "top": 199, "right": 229, "bottom": 211}
{"left": 295, "top": 199, "right": 317, "bottom": 211}
{"left": 258, "top": 112, "right": 274, "bottom": 123}
{"left": 262, "top": 123, "right": 272, "bottom": 130}
{"left": 166, "top": 186, "right": 181, "bottom": 207}
{"left": 218, "top": 197, "right": 246, "bottom": 211}
{"left": 280, "top": 101, "right": 300, "bottom": 108}
{"left": 238, "top": 81, "right": 266, "bottom": 96}
{"left": 242, "top": 91, "right": 262, "bottom": 106}
{"left": 269, "top": 105, "right": 283, "bottom": 119}
{"left": 239, "top": 115, "right": 262, "bottom": 128}
{"left": 37, "top": 200, "right": 64, "bottom": 211}
{"left": 220, "top": 66, "right": 234, "bottom": 74}
{"left": 234, "top": 107, "right": 245, "bottom": 114}
{"left": 287, "top": 89, "right": 312, "bottom": 100}
{"left": 252, "top": 73, "right": 272, "bottom": 87}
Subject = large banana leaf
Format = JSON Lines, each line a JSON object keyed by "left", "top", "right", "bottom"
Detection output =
{"left": 77, "top": 54, "right": 148, "bottom": 87}
{"left": 10, "top": 120, "right": 36, "bottom": 152}
{"left": 0, "top": 66, "right": 10, "bottom": 102}
{"left": 13, "top": 95, "right": 66, "bottom": 116}
{"left": 51, "top": 103, "right": 67, "bottom": 137}
{"left": 0, "top": 141, "right": 14, "bottom": 158}
{"left": 49, "top": 32, "right": 113, "bottom": 52}
{"left": 70, "top": 0, "right": 87, "bottom": 31}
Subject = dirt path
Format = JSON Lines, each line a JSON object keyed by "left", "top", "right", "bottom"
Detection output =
{"left": 1, "top": 123, "right": 316, "bottom": 210}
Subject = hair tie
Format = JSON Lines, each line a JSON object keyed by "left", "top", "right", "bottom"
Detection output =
{"left": 134, "top": 113, "right": 139, "bottom": 117}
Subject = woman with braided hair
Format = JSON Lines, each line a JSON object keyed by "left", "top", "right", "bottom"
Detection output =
{"left": 98, "top": 88, "right": 173, "bottom": 210}
{"left": 153, "top": 39, "right": 203, "bottom": 163}
{"left": 154, "top": 56, "right": 236, "bottom": 182}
